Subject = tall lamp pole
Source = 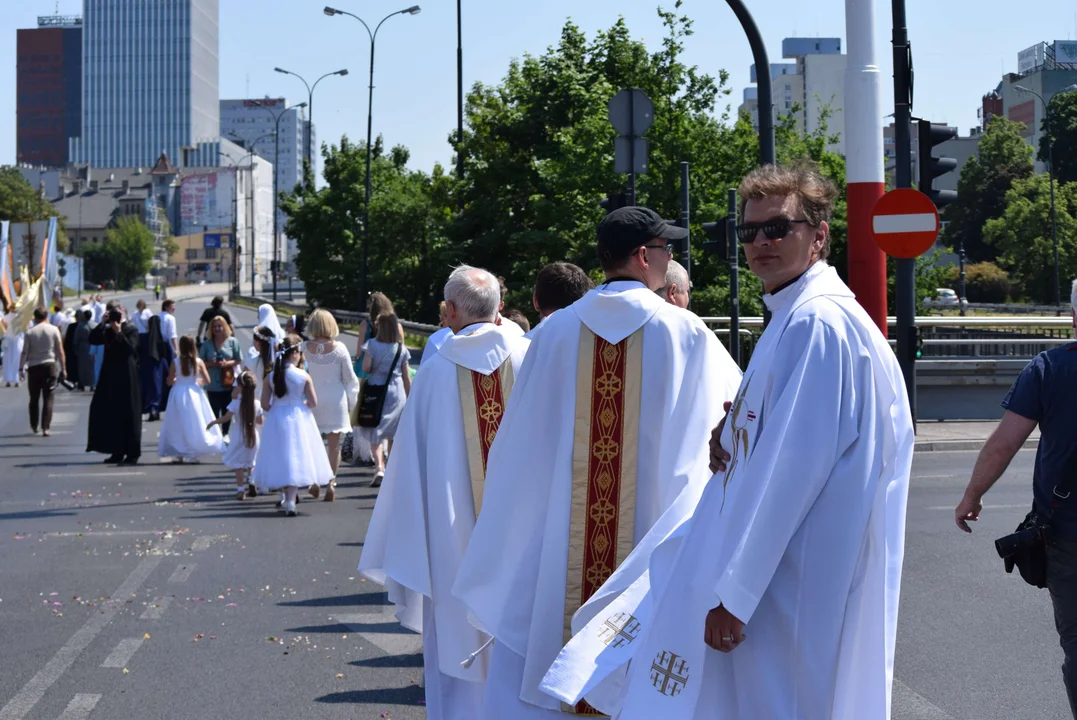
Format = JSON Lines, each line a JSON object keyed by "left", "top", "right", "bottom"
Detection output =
{"left": 1015, "top": 83, "right": 1077, "bottom": 307}
{"left": 324, "top": 4, "right": 421, "bottom": 313}
{"left": 251, "top": 100, "right": 307, "bottom": 303}
{"left": 456, "top": 0, "right": 464, "bottom": 208}
{"left": 229, "top": 132, "right": 276, "bottom": 297}
{"left": 274, "top": 67, "right": 349, "bottom": 184}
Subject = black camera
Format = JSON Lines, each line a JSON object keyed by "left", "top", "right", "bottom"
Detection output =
{"left": 995, "top": 524, "right": 1042, "bottom": 559}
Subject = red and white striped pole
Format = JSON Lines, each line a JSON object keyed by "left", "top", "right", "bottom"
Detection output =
{"left": 844, "top": 0, "right": 888, "bottom": 335}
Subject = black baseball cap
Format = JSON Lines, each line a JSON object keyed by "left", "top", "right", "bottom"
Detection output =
{"left": 597, "top": 206, "right": 688, "bottom": 262}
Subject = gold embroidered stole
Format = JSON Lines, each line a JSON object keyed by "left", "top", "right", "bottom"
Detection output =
{"left": 457, "top": 360, "right": 515, "bottom": 518}
{"left": 563, "top": 326, "right": 643, "bottom": 715}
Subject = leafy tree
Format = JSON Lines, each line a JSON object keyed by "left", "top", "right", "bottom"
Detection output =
{"left": 1039, "top": 90, "right": 1077, "bottom": 184}
{"left": 982, "top": 174, "right": 1077, "bottom": 303}
{"left": 943, "top": 117, "right": 1034, "bottom": 263}
{"left": 81, "top": 217, "right": 155, "bottom": 290}
{"left": 0, "top": 166, "right": 68, "bottom": 274}
{"left": 948, "top": 261, "right": 1012, "bottom": 303}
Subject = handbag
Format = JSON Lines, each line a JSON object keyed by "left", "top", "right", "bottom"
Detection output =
{"left": 356, "top": 344, "right": 402, "bottom": 428}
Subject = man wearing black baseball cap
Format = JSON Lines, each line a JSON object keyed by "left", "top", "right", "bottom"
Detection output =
{"left": 453, "top": 204, "right": 744, "bottom": 720}
{"left": 596, "top": 206, "right": 688, "bottom": 291}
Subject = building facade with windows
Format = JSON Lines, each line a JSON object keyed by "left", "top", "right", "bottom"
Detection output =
{"left": 999, "top": 41, "right": 1077, "bottom": 173}
{"left": 69, "top": 0, "right": 221, "bottom": 168}
{"left": 16, "top": 14, "right": 83, "bottom": 167}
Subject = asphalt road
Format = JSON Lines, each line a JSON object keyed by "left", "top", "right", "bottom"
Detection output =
{"left": 0, "top": 294, "right": 1067, "bottom": 719}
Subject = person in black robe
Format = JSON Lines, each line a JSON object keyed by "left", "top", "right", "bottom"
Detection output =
{"left": 141, "top": 313, "right": 169, "bottom": 420}
{"left": 86, "top": 314, "right": 142, "bottom": 464}
{"left": 73, "top": 311, "right": 95, "bottom": 390}
{"left": 63, "top": 320, "right": 78, "bottom": 384}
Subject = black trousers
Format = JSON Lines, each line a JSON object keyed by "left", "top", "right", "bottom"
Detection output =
{"left": 1048, "top": 539, "right": 1077, "bottom": 718}
{"left": 27, "top": 363, "right": 58, "bottom": 432}
{"left": 207, "top": 390, "right": 233, "bottom": 436}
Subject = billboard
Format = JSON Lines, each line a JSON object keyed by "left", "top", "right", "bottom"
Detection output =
{"left": 1055, "top": 41, "right": 1077, "bottom": 66}
{"left": 179, "top": 170, "right": 234, "bottom": 236}
{"left": 1018, "top": 44, "right": 1045, "bottom": 74}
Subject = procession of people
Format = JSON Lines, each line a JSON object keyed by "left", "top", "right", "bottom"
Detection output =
{"left": 0, "top": 163, "right": 920, "bottom": 718}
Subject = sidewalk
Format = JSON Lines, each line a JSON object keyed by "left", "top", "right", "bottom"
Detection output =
{"left": 914, "top": 419, "right": 1039, "bottom": 453}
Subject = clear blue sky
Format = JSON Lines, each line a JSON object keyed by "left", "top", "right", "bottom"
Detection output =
{"left": 3, "top": 0, "right": 1076, "bottom": 175}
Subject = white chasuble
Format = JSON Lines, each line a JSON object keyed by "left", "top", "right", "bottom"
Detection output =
{"left": 542, "top": 262, "right": 915, "bottom": 720}
{"left": 358, "top": 322, "right": 529, "bottom": 720}
{"left": 452, "top": 281, "right": 743, "bottom": 718}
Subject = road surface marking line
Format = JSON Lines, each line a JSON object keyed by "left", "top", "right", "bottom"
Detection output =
{"left": 101, "top": 638, "right": 144, "bottom": 668}
{"left": 49, "top": 411, "right": 78, "bottom": 425}
{"left": 925, "top": 503, "right": 1030, "bottom": 511}
{"left": 190, "top": 536, "right": 225, "bottom": 552}
{"left": 0, "top": 536, "right": 176, "bottom": 720}
{"left": 52, "top": 531, "right": 167, "bottom": 537}
{"left": 168, "top": 563, "right": 196, "bottom": 583}
{"left": 891, "top": 679, "right": 957, "bottom": 720}
{"left": 872, "top": 213, "right": 937, "bottom": 234}
{"left": 912, "top": 474, "right": 958, "bottom": 480}
{"left": 140, "top": 596, "right": 173, "bottom": 620}
{"left": 47, "top": 472, "right": 146, "bottom": 478}
{"left": 54, "top": 694, "right": 101, "bottom": 720}
{"left": 332, "top": 612, "right": 423, "bottom": 657}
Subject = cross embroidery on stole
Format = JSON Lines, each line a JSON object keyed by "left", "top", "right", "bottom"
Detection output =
{"left": 457, "top": 361, "right": 514, "bottom": 517}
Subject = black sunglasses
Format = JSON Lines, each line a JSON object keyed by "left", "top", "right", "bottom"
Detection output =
{"left": 735, "top": 218, "right": 809, "bottom": 244}
{"left": 641, "top": 243, "right": 674, "bottom": 257}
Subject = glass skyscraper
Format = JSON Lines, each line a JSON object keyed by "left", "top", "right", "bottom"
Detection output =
{"left": 70, "top": 0, "right": 220, "bottom": 168}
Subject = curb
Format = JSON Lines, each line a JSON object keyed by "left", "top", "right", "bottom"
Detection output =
{"left": 914, "top": 438, "right": 1038, "bottom": 453}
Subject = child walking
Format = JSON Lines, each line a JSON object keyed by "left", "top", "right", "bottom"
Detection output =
{"left": 255, "top": 334, "right": 333, "bottom": 516}
{"left": 208, "top": 370, "right": 262, "bottom": 500}
{"left": 158, "top": 335, "right": 224, "bottom": 463}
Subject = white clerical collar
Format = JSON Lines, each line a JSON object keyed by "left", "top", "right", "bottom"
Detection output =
{"left": 439, "top": 322, "right": 519, "bottom": 375}
{"left": 762, "top": 261, "right": 829, "bottom": 313}
{"left": 573, "top": 280, "right": 663, "bottom": 345}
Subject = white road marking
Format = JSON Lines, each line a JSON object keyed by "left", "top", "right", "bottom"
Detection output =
{"left": 892, "top": 679, "right": 958, "bottom": 719}
{"left": 0, "top": 535, "right": 176, "bottom": 720}
{"left": 190, "top": 535, "right": 226, "bottom": 552}
{"left": 925, "top": 503, "right": 1030, "bottom": 511}
{"left": 49, "top": 411, "right": 78, "bottom": 425}
{"left": 140, "top": 596, "right": 172, "bottom": 620}
{"left": 168, "top": 563, "right": 196, "bottom": 583}
{"left": 54, "top": 694, "right": 101, "bottom": 720}
{"left": 101, "top": 638, "right": 144, "bottom": 668}
{"left": 912, "top": 474, "right": 958, "bottom": 480}
{"left": 332, "top": 612, "right": 423, "bottom": 657}
{"left": 52, "top": 531, "right": 167, "bottom": 537}
{"left": 47, "top": 472, "right": 146, "bottom": 478}
{"left": 873, "top": 213, "right": 938, "bottom": 234}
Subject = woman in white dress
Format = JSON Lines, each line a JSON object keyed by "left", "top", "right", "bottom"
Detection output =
{"left": 158, "top": 335, "right": 225, "bottom": 463}
{"left": 360, "top": 313, "right": 412, "bottom": 486}
{"left": 3, "top": 312, "right": 25, "bottom": 387}
{"left": 256, "top": 334, "right": 333, "bottom": 516}
{"left": 303, "top": 310, "right": 360, "bottom": 501}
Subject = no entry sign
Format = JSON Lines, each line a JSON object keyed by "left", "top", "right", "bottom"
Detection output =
{"left": 870, "top": 188, "right": 940, "bottom": 258}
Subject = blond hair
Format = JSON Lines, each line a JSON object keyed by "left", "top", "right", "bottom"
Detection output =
{"left": 738, "top": 163, "right": 839, "bottom": 260}
{"left": 209, "top": 315, "right": 233, "bottom": 338}
{"left": 307, "top": 308, "right": 339, "bottom": 339}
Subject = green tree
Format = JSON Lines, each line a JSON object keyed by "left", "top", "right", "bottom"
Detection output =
{"left": 982, "top": 173, "right": 1077, "bottom": 303}
{"left": 81, "top": 217, "right": 155, "bottom": 290}
{"left": 1039, "top": 90, "right": 1077, "bottom": 184}
{"left": 943, "top": 117, "right": 1034, "bottom": 263}
{"left": 0, "top": 166, "right": 68, "bottom": 274}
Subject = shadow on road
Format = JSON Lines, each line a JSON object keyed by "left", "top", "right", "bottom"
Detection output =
{"left": 279, "top": 592, "right": 388, "bottom": 608}
{"left": 315, "top": 685, "right": 425, "bottom": 706}
{"left": 350, "top": 653, "right": 423, "bottom": 669}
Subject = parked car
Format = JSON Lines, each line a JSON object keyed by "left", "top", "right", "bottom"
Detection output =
{"left": 929, "top": 288, "right": 968, "bottom": 309}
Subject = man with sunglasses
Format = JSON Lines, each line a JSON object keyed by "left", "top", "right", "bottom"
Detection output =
{"left": 454, "top": 205, "right": 742, "bottom": 719}
{"left": 539, "top": 165, "right": 915, "bottom": 720}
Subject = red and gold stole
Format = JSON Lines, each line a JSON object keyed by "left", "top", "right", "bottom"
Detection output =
{"left": 457, "top": 360, "right": 516, "bottom": 518}
{"left": 563, "top": 326, "right": 643, "bottom": 715}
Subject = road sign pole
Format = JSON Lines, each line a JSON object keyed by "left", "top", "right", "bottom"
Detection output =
{"left": 727, "top": 188, "right": 740, "bottom": 366}
{"left": 628, "top": 90, "right": 637, "bottom": 206}
{"left": 678, "top": 161, "right": 690, "bottom": 288}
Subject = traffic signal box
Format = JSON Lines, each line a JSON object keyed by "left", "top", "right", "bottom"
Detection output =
{"left": 917, "top": 119, "right": 958, "bottom": 209}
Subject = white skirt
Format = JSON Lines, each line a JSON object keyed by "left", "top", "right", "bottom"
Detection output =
{"left": 254, "top": 403, "right": 334, "bottom": 491}
{"left": 3, "top": 334, "right": 24, "bottom": 384}
{"left": 158, "top": 384, "right": 225, "bottom": 459}
{"left": 222, "top": 426, "right": 260, "bottom": 469}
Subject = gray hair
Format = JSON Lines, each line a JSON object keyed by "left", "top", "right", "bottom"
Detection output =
{"left": 657, "top": 260, "right": 690, "bottom": 295}
{"left": 444, "top": 264, "right": 501, "bottom": 324}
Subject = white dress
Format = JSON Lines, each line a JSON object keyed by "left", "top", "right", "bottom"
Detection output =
{"left": 3, "top": 332, "right": 24, "bottom": 384}
{"left": 158, "top": 360, "right": 225, "bottom": 459}
{"left": 305, "top": 340, "right": 360, "bottom": 434}
{"left": 255, "top": 366, "right": 334, "bottom": 491}
{"left": 221, "top": 397, "right": 263, "bottom": 469}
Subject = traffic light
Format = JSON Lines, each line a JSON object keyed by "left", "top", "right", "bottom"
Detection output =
{"left": 911, "top": 325, "right": 924, "bottom": 361}
{"left": 700, "top": 221, "right": 727, "bottom": 260}
{"left": 599, "top": 192, "right": 628, "bottom": 214}
{"left": 917, "top": 119, "right": 958, "bottom": 209}
{"left": 57, "top": 257, "right": 67, "bottom": 279}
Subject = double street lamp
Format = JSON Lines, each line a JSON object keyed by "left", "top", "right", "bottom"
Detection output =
{"left": 273, "top": 66, "right": 349, "bottom": 182}
{"left": 324, "top": 4, "right": 421, "bottom": 313}
{"left": 1014, "top": 83, "right": 1077, "bottom": 307}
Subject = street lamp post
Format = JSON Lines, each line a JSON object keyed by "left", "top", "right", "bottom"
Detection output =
{"left": 250, "top": 101, "right": 307, "bottom": 303}
{"left": 229, "top": 132, "right": 276, "bottom": 298}
{"left": 456, "top": 0, "right": 464, "bottom": 207}
{"left": 274, "top": 67, "right": 349, "bottom": 183}
{"left": 1015, "top": 83, "right": 1077, "bottom": 307}
{"left": 324, "top": 4, "right": 421, "bottom": 313}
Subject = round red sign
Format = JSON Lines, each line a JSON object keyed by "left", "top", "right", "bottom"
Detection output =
{"left": 870, "top": 188, "right": 941, "bottom": 258}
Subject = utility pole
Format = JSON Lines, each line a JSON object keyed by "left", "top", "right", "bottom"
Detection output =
{"left": 892, "top": 0, "right": 916, "bottom": 420}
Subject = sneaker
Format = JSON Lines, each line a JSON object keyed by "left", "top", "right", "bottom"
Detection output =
{"left": 235, "top": 488, "right": 246, "bottom": 501}
{"left": 284, "top": 501, "right": 297, "bottom": 517}
{"left": 371, "top": 471, "right": 384, "bottom": 488}
{"left": 247, "top": 483, "right": 257, "bottom": 498}
{"left": 324, "top": 484, "right": 336, "bottom": 502}
{"left": 309, "top": 484, "right": 321, "bottom": 499}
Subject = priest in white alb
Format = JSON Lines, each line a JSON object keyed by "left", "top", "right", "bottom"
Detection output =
{"left": 358, "top": 265, "right": 530, "bottom": 720}
{"left": 452, "top": 206, "right": 743, "bottom": 719}
{"left": 525, "top": 262, "right": 593, "bottom": 340}
{"left": 541, "top": 164, "right": 916, "bottom": 720}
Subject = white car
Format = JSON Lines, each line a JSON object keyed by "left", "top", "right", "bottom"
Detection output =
{"left": 932, "top": 288, "right": 968, "bottom": 309}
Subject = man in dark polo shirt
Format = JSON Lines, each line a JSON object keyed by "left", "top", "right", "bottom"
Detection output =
{"left": 955, "top": 277, "right": 1077, "bottom": 717}
{"left": 196, "top": 296, "right": 234, "bottom": 345}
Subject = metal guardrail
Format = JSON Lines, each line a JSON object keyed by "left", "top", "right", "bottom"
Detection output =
{"left": 232, "top": 294, "right": 440, "bottom": 340}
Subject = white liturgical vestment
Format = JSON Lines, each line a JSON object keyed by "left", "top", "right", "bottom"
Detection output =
{"left": 452, "top": 280, "right": 742, "bottom": 718}
{"left": 358, "top": 322, "right": 529, "bottom": 720}
{"left": 541, "top": 262, "right": 915, "bottom": 720}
